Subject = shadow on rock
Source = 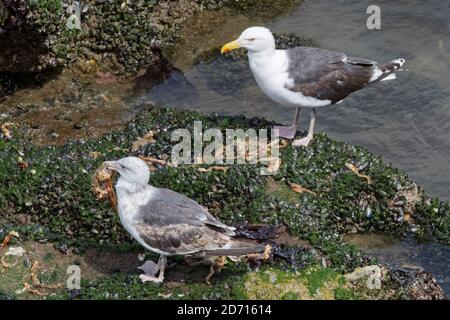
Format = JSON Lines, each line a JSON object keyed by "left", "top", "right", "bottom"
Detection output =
{"left": 133, "top": 56, "right": 199, "bottom": 107}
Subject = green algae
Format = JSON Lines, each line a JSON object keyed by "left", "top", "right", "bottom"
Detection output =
{"left": 49, "top": 260, "right": 251, "bottom": 300}
{"left": 241, "top": 266, "right": 349, "bottom": 300}
{"left": 46, "top": 265, "right": 353, "bottom": 300}
{"left": 299, "top": 266, "right": 342, "bottom": 296}
{"left": 1, "top": 106, "right": 449, "bottom": 255}
{"left": 268, "top": 179, "right": 302, "bottom": 205}
{"left": 1, "top": 105, "right": 449, "bottom": 299}
{"left": 334, "top": 287, "right": 358, "bottom": 300}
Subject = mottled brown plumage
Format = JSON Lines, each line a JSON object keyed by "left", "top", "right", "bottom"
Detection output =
{"left": 103, "top": 157, "right": 268, "bottom": 283}
{"left": 132, "top": 187, "right": 264, "bottom": 256}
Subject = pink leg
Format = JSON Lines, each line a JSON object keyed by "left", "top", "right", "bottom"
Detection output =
{"left": 293, "top": 109, "right": 316, "bottom": 147}
{"left": 138, "top": 255, "right": 167, "bottom": 283}
{"left": 274, "top": 107, "right": 301, "bottom": 139}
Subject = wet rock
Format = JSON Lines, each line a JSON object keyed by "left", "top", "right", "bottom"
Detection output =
{"left": 345, "top": 265, "right": 383, "bottom": 288}
{"left": 49, "top": 131, "right": 59, "bottom": 139}
{"left": 133, "top": 55, "right": 199, "bottom": 106}
{"left": 0, "top": 0, "right": 217, "bottom": 80}
{"left": 0, "top": 0, "right": 29, "bottom": 30}
{"left": 391, "top": 269, "right": 445, "bottom": 300}
{"left": 0, "top": 0, "right": 58, "bottom": 74}
{"left": 69, "top": 289, "right": 82, "bottom": 299}
{"left": 78, "top": 59, "right": 99, "bottom": 74}
{"left": 234, "top": 224, "right": 283, "bottom": 241}
{"left": 243, "top": 266, "right": 345, "bottom": 300}
{"left": 73, "top": 119, "right": 90, "bottom": 130}
{"left": 0, "top": 106, "right": 449, "bottom": 300}
{"left": 224, "top": 0, "right": 304, "bottom": 20}
{"left": 0, "top": 1, "right": 8, "bottom": 27}
{"left": 23, "top": 254, "right": 31, "bottom": 268}
{"left": 56, "top": 243, "right": 69, "bottom": 255}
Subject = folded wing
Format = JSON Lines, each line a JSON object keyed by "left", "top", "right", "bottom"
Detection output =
{"left": 132, "top": 188, "right": 264, "bottom": 256}
{"left": 285, "top": 47, "right": 377, "bottom": 103}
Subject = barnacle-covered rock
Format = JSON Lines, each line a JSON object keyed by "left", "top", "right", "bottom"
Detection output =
{"left": 1, "top": 0, "right": 302, "bottom": 77}
{"left": 391, "top": 269, "right": 445, "bottom": 300}
{"left": 1, "top": 105, "right": 449, "bottom": 254}
{"left": 1, "top": 105, "right": 448, "bottom": 299}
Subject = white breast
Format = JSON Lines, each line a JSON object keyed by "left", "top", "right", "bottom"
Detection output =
{"left": 115, "top": 181, "right": 168, "bottom": 255}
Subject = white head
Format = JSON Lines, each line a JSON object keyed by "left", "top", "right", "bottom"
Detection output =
{"left": 104, "top": 156, "right": 150, "bottom": 186}
{"left": 221, "top": 27, "right": 275, "bottom": 54}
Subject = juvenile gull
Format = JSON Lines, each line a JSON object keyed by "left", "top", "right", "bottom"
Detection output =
{"left": 104, "top": 156, "right": 266, "bottom": 283}
{"left": 221, "top": 27, "right": 405, "bottom": 146}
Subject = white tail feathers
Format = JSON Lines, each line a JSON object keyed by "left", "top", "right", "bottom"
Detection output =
{"left": 380, "top": 73, "right": 397, "bottom": 81}
{"left": 392, "top": 58, "right": 406, "bottom": 69}
{"left": 371, "top": 58, "right": 405, "bottom": 82}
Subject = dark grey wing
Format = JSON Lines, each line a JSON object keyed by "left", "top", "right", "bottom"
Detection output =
{"left": 285, "top": 47, "right": 377, "bottom": 103}
{"left": 286, "top": 47, "right": 347, "bottom": 83}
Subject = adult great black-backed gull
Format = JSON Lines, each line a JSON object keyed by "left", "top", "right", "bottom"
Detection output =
{"left": 221, "top": 27, "right": 405, "bottom": 146}
{"left": 104, "top": 156, "right": 267, "bottom": 283}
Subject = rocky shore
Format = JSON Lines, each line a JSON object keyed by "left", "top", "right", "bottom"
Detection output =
{"left": 0, "top": 106, "right": 448, "bottom": 299}
{"left": 0, "top": 0, "right": 448, "bottom": 300}
{"left": 0, "top": 0, "right": 303, "bottom": 96}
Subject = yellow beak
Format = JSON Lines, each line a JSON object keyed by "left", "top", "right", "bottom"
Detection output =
{"left": 221, "top": 40, "right": 241, "bottom": 54}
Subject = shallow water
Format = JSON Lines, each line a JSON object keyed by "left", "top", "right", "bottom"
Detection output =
{"left": 147, "top": 0, "right": 450, "bottom": 201}
{"left": 345, "top": 233, "right": 450, "bottom": 295}
{"left": 0, "top": 68, "right": 137, "bottom": 145}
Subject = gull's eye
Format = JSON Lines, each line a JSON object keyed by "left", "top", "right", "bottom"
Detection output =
{"left": 248, "top": 38, "right": 256, "bottom": 41}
